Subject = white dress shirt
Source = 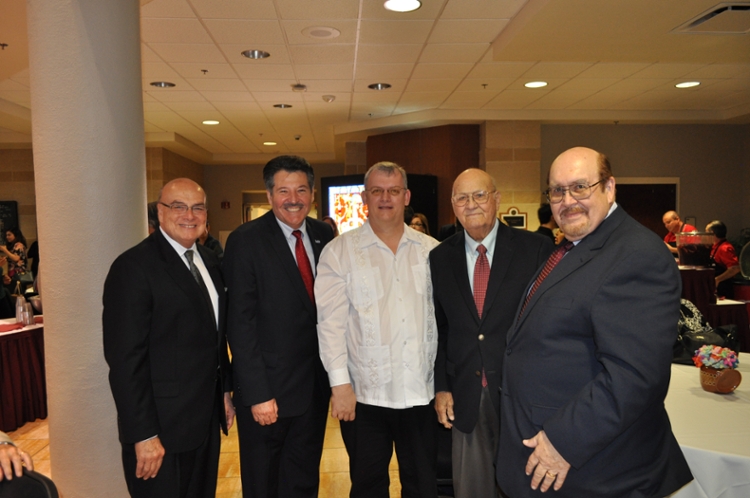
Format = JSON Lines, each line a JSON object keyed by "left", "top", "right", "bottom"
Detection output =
{"left": 315, "top": 222, "right": 440, "bottom": 409}
{"left": 275, "top": 217, "right": 317, "bottom": 277}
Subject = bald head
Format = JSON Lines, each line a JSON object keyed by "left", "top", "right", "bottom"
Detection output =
{"left": 662, "top": 211, "right": 682, "bottom": 234}
{"left": 157, "top": 178, "right": 208, "bottom": 248}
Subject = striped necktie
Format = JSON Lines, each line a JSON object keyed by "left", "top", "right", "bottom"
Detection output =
{"left": 519, "top": 241, "right": 573, "bottom": 317}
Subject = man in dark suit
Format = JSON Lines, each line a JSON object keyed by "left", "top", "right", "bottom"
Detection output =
{"left": 431, "top": 169, "right": 552, "bottom": 497}
{"left": 498, "top": 147, "right": 692, "bottom": 497}
{"left": 223, "top": 155, "right": 334, "bottom": 497}
{"left": 534, "top": 203, "right": 557, "bottom": 243}
{"left": 103, "top": 178, "right": 234, "bottom": 498}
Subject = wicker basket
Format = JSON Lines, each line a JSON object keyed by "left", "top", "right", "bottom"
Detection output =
{"left": 700, "top": 366, "right": 742, "bottom": 394}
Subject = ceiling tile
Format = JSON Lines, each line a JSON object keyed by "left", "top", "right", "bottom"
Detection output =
{"left": 148, "top": 43, "right": 226, "bottom": 63}
{"left": 400, "top": 91, "right": 451, "bottom": 102}
{"left": 483, "top": 89, "right": 545, "bottom": 109}
{"left": 352, "top": 92, "right": 401, "bottom": 104}
{"left": 630, "top": 63, "right": 706, "bottom": 79}
{"left": 357, "top": 45, "right": 423, "bottom": 64}
{"left": 457, "top": 78, "right": 514, "bottom": 92}
{"left": 203, "top": 20, "right": 285, "bottom": 45}
{"left": 142, "top": 62, "right": 182, "bottom": 81}
{"left": 359, "top": 20, "right": 434, "bottom": 44}
{"left": 467, "top": 62, "right": 535, "bottom": 79}
{"left": 186, "top": 78, "right": 248, "bottom": 91}
{"left": 141, "top": 18, "right": 212, "bottom": 44}
{"left": 302, "top": 81, "right": 353, "bottom": 92}
{"left": 556, "top": 78, "right": 620, "bottom": 92}
{"left": 243, "top": 80, "right": 296, "bottom": 92}
{"left": 141, "top": 0, "right": 196, "bottom": 18}
{"left": 520, "top": 62, "right": 595, "bottom": 79}
{"left": 406, "top": 79, "right": 461, "bottom": 92}
{"left": 212, "top": 102, "right": 262, "bottom": 112}
{"left": 430, "top": 20, "right": 510, "bottom": 43}
{"left": 360, "top": 0, "right": 443, "bottom": 20}
{"left": 524, "top": 90, "right": 593, "bottom": 109}
{"left": 170, "top": 63, "right": 237, "bottom": 79}
{"left": 606, "top": 78, "right": 673, "bottom": 92}
{"left": 190, "top": 0, "right": 277, "bottom": 19}
{"left": 220, "top": 45, "right": 291, "bottom": 64}
{"left": 164, "top": 101, "right": 218, "bottom": 111}
{"left": 142, "top": 76, "right": 190, "bottom": 89}
{"left": 295, "top": 64, "right": 353, "bottom": 80}
{"left": 141, "top": 44, "right": 163, "bottom": 63}
{"left": 143, "top": 101, "right": 170, "bottom": 112}
{"left": 443, "top": 0, "right": 528, "bottom": 19}
{"left": 412, "top": 63, "right": 474, "bottom": 79}
{"left": 419, "top": 44, "right": 489, "bottom": 63}
{"left": 276, "top": 0, "right": 360, "bottom": 20}
{"left": 443, "top": 91, "right": 497, "bottom": 104}
{"left": 0, "top": 79, "right": 28, "bottom": 91}
{"left": 353, "top": 80, "right": 407, "bottom": 92}
{"left": 288, "top": 44, "right": 356, "bottom": 65}
{"left": 683, "top": 63, "right": 750, "bottom": 79}
{"left": 355, "top": 64, "right": 414, "bottom": 80}
{"left": 235, "top": 64, "right": 296, "bottom": 80}
{"left": 199, "top": 91, "right": 255, "bottom": 102}
{"left": 282, "top": 20, "right": 358, "bottom": 44}
{"left": 251, "top": 92, "right": 305, "bottom": 102}
{"left": 147, "top": 89, "right": 206, "bottom": 102}
{"left": 439, "top": 100, "right": 485, "bottom": 109}
{"left": 576, "top": 62, "right": 652, "bottom": 78}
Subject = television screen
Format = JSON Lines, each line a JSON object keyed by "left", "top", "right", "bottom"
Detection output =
{"left": 328, "top": 185, "right": 368, "bottom": 234}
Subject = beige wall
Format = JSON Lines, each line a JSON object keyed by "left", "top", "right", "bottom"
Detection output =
{"left": 146, "top": 147, "right": 203, "bottom": 201}
{"left": 0, "top": 149, "right": 37, "bottom": 244}
{"left": 541, "top": 124, "right": 750, "bottom": 236}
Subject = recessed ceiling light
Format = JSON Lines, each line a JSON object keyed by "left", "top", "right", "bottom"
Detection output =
{"left": 524, "top": 81, "right": 548, "bottom": 88}
{"left": 384, "top": 0, "right": 421, "bottom": 12}
{"left": 322, "top": 95, "right": 336, "bottom": 103}
{"left": 675, "top": 81, "right": 701, "bottom": 88}
{"left": 150, "top": 81, "right": 175, "bottom": 88}
{"left": 291, "top": 83, "right": 307, "bottom": 92}
{"left": 202, "top": 120, "right": 220, "bottom": 125}
{"left": 263, "top": 142, "right": 277, "bottom": 146}
{"left": 301, "top": 26, "right": 341, "bottom": 39}
{"left": 241, "top": 50, "right": 270, "bottom": 59}
{"left": 273, "top": 104, "right": 293, "bottom": 108}
{"left": 368, "top": 83, "right": 392, "bottom": 90}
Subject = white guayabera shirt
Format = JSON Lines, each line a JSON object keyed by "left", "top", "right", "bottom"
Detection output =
{"left": 315, "top": 220, "right": 440, "bottom": 409}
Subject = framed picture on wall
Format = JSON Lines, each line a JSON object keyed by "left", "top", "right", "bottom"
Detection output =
{"left": 500, "top": 207, "right": 527, "bottom": 229}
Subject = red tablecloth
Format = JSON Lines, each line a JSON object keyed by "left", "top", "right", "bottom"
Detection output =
{"left": 679, "top": 267, "right": 716, "bottom": 317}
{"left": 0, "top": 326, "right": 47, "bottom": 432}
{"left": 706, "top": 302, "right": 750, "bottom": 353}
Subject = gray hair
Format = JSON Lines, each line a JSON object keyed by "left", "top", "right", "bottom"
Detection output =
{"left": 364, "top": 161, "right": 408, "bottom": 188}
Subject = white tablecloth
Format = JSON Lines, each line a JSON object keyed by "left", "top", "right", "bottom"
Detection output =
{"left": 668, "top": 363, "right": 750, "bottom": 498}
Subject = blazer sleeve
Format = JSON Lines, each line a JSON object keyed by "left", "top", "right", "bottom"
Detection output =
{"left": 102, "top": 255, "right": 161, "bottom": 444}
{"left": 430, "top": 251, "right": 451, "bottom": 394}
{"left": 223, "top": 230, "right": 273, "bottom": 406}
{"left": 543, "top": 245, "right": 681, "bottom": 468}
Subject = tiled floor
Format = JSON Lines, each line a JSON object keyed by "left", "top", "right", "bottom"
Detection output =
{"left": 8, "top": 412, "right": 403, "bottom": 497}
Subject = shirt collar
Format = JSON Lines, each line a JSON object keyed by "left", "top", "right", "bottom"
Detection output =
{"left": 275, "top": 216, "right": 309, "bottom": 240}
{"left": 464, "top": 218, "right": 499, "bottom": 254}
{"left": 571, "top": 202, "right": 618, "bottom": 246}
{"left": 356, "top": 220, "right": 415, "bottom": 250}
{"left": 160, "top": 227, "right": 197, "bottom": 256}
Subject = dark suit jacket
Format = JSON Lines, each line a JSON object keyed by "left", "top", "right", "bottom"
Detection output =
{"left": 103, "top": 229, "right": 230, "bottom": 453}
{"left": 498, "top": 207, "right": 692, "bottom": 497}
{"left": 222, "top": 211, "right": 333, "bottom": 415}
{"left": 431, "top": 222, "right": 552, "bottom": 433}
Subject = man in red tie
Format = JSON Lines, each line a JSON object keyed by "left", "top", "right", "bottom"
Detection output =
{"left": 430, "top": 168, "right": 552, "bottom": 497}
{"left": 497, "top": 147, "right": 692, "bottom": 497}
{"left": 223, "top": 156, "right": 335, "bottom": 497}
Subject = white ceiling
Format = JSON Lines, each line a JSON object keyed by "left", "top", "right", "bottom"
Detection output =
{"left": 1, "top": 0, "right": 749, "bottom": 163}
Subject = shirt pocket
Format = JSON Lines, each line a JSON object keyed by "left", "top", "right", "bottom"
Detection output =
{"left": 358, "top": 345, "right": 392, "bottom": 388}
{"left": 411, "top": 263, "right": 427, "bottom": 295}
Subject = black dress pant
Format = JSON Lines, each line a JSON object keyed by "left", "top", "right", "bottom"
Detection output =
{"left": 234, "top": 376, "right": 329, "bottom": 498}
{"left": 121, "top": 410, "right": 221, "bottom": 498}
{"left": 340, "top": 401, "right": 437, "bottom": 498}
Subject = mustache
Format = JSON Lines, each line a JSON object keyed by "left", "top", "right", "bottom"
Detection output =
{"left": 282, "top": 202, "right": 306, "bottom": 210}
{"left": 560, "top": 206, "right": 587, "bottom": 217}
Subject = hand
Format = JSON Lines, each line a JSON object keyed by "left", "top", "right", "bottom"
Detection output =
{"left": 224, "top": 392, "right": 236, "bottom": 431}
{"left": 134, "top": 437, "right": 165, "bottom": 480}
{"left": 331, "top": 384, "right": 357, "bottom": 421}
{"left": 435, "top": 391, "right": 454, "bottom": 429}
{"left": 251, "top": 399, "right": 278, "bottom": 426}
{"left": 523, "top": 430, "right": 571, "bottom": 492}
{"left": 0, "top": 444, "right": 33, "bottom": 481}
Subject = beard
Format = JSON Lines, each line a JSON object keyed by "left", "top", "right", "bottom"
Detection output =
{"left": 557, "top": 206, "right": 590, "bottom": 240}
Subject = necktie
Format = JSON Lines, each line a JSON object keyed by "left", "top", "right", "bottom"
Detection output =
{"left": 473, "top": 244, "right": 489, "bottom": 319}
{"left": 292, "top": 230, "right": 315, "bottom": 304}
{"left": 184, "top": 249, "right": 217, "bottom": 327}
{"left": 519, "top": 241, "right": 574, "bottom": 317}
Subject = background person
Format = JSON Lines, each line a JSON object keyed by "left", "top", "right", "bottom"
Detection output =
{"left": 534, "top": 204, "right": 557, "bottom": 243}
{"left": 409, "top": 212, "right": 431, "bottom": 235}
{"left": 431, "top": 169, "right": 552, "bottom": 498}
{"left": 498, "top": 147, "right": 691, "bottom": 497}
{"left": 223, "top": 155, "right": 334, "bottom": 498}
{"left": 706, "top": 220, "right": 740, "bottom": 299}
{"left": 1, "top": 228, "right": 28, "bottom": 289}
{"left": 316, "top": 162, "right": 440, "bottom": 497}
{"left": 662, "top": 210, "right": 696, "bottom": 255}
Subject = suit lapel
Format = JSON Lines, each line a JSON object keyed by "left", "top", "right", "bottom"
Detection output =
{"left": 306, "top": 218, "right": 327, "bottom": 265}
{"left": 447, "top": 234, "right": 480, "bottom": 325}
{"left": 263, "top": 212, "right": 317, "bottom": 318}
{"left": 509, "top": 207, "right": 627, "bottom": 339}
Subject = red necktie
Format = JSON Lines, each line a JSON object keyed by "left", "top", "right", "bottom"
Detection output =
{"left": 473, "top": 244, "right": 489, "bottom": 319}
{"left": 474, "top": 245, "right": 490, "bottom": 388}
{"left": 292, "top": 230, "right": 315, "bottom": 304}
{"left": 520, "top": 241, "right": 573, "bottom": 317}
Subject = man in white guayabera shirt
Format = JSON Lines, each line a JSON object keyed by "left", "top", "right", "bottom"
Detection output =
{"left": 316, "top": 161, "right": 440, "bottom": 498}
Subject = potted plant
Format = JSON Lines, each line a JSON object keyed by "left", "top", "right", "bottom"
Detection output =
{"left": 693, "top": 345, "right": 742, "bottom": 394}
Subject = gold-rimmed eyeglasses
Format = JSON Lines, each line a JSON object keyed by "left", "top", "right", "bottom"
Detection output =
{"left": 451, "top": 190, "right": 495, "bottom": 207}
{"left": 366, "top": 187, "right": 406, "bottom": 197}
{"left": 544, "top": 180, "right": 603, "bottom": 204}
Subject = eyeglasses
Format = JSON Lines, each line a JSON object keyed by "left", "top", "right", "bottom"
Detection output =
{"left": 366, "top": 187, "right": 406, "bottom": 197}
{"left": 544, "top": 180, "right": 603, "bottom": 204}
{"left": 159, "top": 202, "right": 207, "bottom": 215}
{"left": 451, "top": 190, "right": 495, "bottom": 207}
{"left": 409, "top": 222, "right": 424, "bottom": 228}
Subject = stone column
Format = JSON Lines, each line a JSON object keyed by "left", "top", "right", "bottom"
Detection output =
{"left": 26, "top": 0, "right": 145, "bottom": 495}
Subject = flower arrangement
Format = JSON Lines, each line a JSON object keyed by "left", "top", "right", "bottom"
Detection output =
{"left": 693, "top": 345, "right": 739, "bottom": 370}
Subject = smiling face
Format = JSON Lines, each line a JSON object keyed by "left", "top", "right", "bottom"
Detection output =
{"left": 267, "top": 170, "right": 313, "bottom": 229}
{"left": 361, "top": 169, "right": 410, "bottom": 228}
{"left": 157, "top": 179, "right": 208, "bottom": 249}
{"left": 548, "top": 147, "right": 615, "bottom": 242}
{"left": 452, "top": 169, "right": 500, "bottom": 242}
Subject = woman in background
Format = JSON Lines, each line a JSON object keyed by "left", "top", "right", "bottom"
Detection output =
{"left": 409, "top": 213, "right": 431, "bottom": 236}
{"left": 1, "top": 228, "right": 28, "bottom": 287}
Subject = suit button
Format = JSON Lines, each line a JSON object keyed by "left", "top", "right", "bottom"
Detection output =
{"left": 506, "top": 348, "right": 512, "bottom": 355}
{"left": 478, "top": 334, "right": 485, "bottom": 341}
{"left": 475, "top": 370, "right": 481, "bottom": 377}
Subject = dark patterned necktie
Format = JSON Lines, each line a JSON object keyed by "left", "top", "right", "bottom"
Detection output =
{"left": 519, "top": 241, "right": 574, "bottom": 317}
{"left": 293, "top": 230, "right": 315, "bottom": 304}
{"left": 184, "top": 249, "right": 216, "bottom": 327}
{"left": 473, "top": 244, "right": 489, "bottom": 319}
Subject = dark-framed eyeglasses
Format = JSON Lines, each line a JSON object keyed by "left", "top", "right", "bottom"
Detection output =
{"left": 158, "top": 202, "right": 207, "bottom": 215}
{"left": 451, "top": 190, "right": 495, "bottom": 207}
{"left": 366, "top": 187, "right": 406, "bottom": 197}
{"left": 544, "top": 180, "right": 603, "bottom": 204}
{"left": 409, "top": 222, "right": 424, "bottom": 228}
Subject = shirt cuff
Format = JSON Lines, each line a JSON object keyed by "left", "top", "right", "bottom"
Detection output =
{"left": 328, "top": 368, "right": 351, "bottom": 387}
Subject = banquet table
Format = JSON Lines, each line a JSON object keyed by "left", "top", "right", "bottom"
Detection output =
{"left": 667, "top": 363, "right": 750, "bottom": 498}
{"left": 706, "top": 299, "right": 750, "bottom": 353}
{"left": 0, "top": 319, "right": 47, "bottom": 432}
{"left": 680, "top": 267, "right": 716, "bottom": 317}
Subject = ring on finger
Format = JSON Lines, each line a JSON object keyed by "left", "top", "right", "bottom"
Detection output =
{"left": 546, "top": 471, "right": 558, "bottom": 478}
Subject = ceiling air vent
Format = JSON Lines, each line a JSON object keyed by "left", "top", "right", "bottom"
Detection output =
{"left": 675, "top": 3, "right": 750, "bottom": 34}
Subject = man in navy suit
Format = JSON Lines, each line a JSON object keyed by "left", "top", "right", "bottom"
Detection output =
{"left": 498, "top": 147, "right": 692, "bottom": 497}
{"left": 431, "top": 169, "right": 552, "bottom": 497}
{"left": 104, "top": 178, "right": 234, "bottom": 498}
{"left": 223, "top": 155, "right": 334, "bottom": 497}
